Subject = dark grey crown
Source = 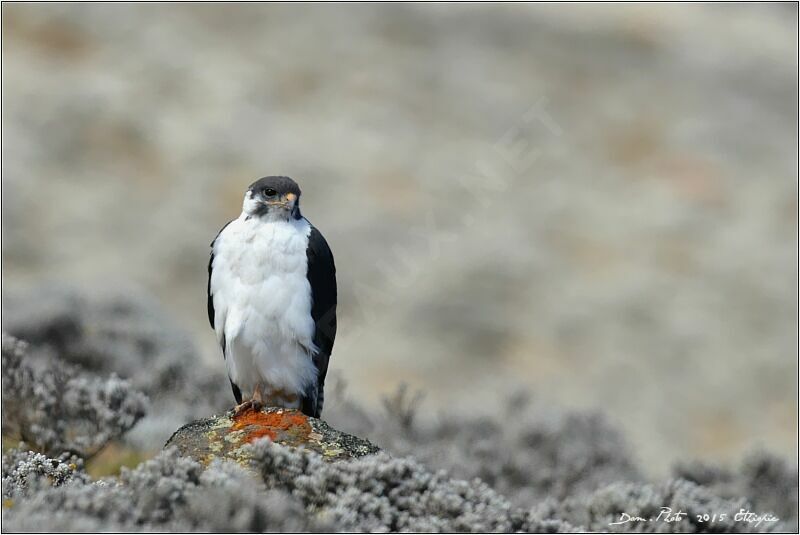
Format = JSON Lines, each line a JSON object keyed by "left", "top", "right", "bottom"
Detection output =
{"left": 248, "top": 176, "right": 301, "bottom": 197}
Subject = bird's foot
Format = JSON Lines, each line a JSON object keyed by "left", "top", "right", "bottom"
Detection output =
{"left": 232, "top": 399, "right": 263, "bottom": 417}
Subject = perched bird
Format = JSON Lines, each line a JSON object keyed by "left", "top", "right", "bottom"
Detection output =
{"left": 207, "top": 176, "right": 337, "bottom": 418}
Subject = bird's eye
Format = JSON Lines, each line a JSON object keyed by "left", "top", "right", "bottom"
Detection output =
{"left": 263, "top": 188, "right": 277, "bottom": 197}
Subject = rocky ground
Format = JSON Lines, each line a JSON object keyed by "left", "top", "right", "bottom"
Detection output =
{"left": 1, "top": 290, "right": 797, "bottom": 532}
{"left": 1, "top": 4, "right": 796, "bottom": 531}
{"left": 164, "top": 406, "right": 380, "bottom": 465}
{"left": 2, "top": 3, "right": 797, "bottom": 474}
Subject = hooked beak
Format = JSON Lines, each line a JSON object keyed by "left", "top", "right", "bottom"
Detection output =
{"left": 265, "top": 192, "right": 297, "bottom": 209}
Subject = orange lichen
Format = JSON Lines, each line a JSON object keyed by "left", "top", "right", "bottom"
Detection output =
{"left": 230, "top": 407, "right": 311, "bottom": 444}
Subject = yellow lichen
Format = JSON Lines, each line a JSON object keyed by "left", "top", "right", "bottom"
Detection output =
{"left": 223, "top": 430, "right": 245, "bottom": 444}
{"left": 322, "top": 444, "right": 344, "bottom": 457}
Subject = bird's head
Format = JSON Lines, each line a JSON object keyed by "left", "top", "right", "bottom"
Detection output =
{"left": 242, "top": 176, "right": 302, "bottom": 221}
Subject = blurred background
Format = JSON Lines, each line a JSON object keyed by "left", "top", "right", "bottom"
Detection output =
{"left": 2, "top": 3, "right": 797, "bottom": 474}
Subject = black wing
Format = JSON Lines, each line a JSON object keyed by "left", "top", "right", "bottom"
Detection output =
{"left": 208, "top": 221, "right": 240, "bottom": 404}
{"left": 207, "top": 220, "right": 233, "bottom": 331}
{"left": 207, "top": 250, "right": 216, "bottom": 329}
{"left": 301, "top": 223, "right": 337, "bottom": 418}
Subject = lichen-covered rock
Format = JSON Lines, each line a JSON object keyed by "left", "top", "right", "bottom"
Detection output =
{"left": 164, "top": 406, "right": 380, "bottom": 466}
{"left": 3, "top": 412, "right": 794, "bottom": 533}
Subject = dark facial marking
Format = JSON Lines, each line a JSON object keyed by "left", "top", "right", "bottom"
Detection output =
{"left": 248, "top": 176, "right": 301, "bottom": 198}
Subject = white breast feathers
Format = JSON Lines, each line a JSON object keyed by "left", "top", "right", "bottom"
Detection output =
{"left": 209, "top": 215, "right": 318, "bottom": 402}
